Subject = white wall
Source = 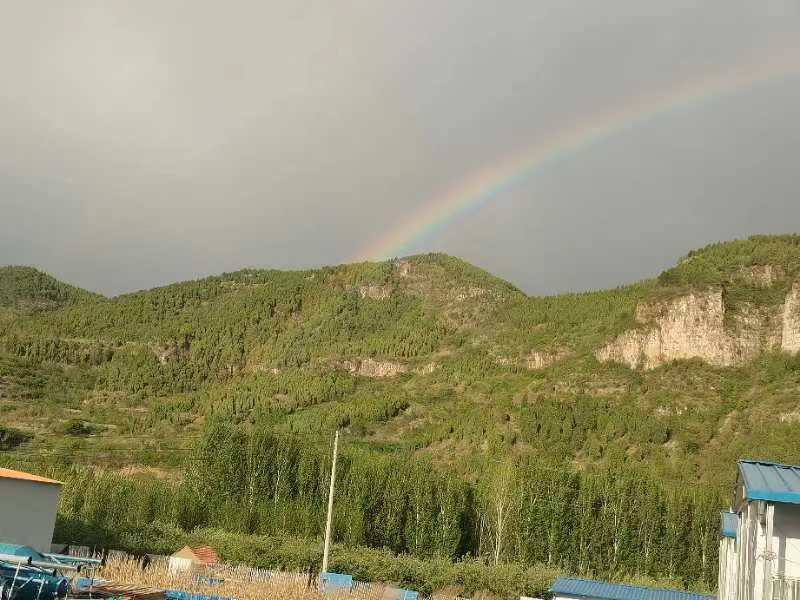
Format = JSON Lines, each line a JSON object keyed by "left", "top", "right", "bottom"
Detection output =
{"left": 730, "top": 501, "right": 800, "bottom": 600}
{"left": 0, "top": 478, "right": 61, "bottom": 551}
{"left": 169, "top": 556, "right": 195, "bottom": 573}
{"left": 773, "top": 503, "right": 800, "bottom": 579}
{"left": 719, "top": 536, "right": 737, "bottom": 600}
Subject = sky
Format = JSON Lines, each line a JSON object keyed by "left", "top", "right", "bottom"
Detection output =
{"left": 1, "top": 1, "right": 799, "bottom": 297}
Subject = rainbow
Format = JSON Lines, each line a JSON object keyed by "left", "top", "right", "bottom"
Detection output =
{"left": 355, "top": 48, "right": 800, "bottom": 262}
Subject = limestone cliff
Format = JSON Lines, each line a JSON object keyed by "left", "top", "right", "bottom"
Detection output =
{"left": 340, "top": 358, "right": 408, "bottom": 378}
{"left": 597, "top": 284, "right": 800, "bottom": 370}
{"left": 783, "top": 281, "right": 800, "bottom": 354}
{"left": 358, "top": 284, "right": 392, "bottom": 300}
{"left": 526, "top": 349, "right": 568, "bottom": 370}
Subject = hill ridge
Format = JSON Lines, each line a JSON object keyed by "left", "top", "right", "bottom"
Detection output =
{"left": 2, "top": 233, "right": 800, "bottom": 484}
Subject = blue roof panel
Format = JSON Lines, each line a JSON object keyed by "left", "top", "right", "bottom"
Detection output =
{"left": 738, "top": 460, "right": 800, "bottom": 505}
{"left": 550, "top": 578, "right": 715, "bottom": 600}
{"left": 720, "top": 512, "right": 737, "bottom": 538}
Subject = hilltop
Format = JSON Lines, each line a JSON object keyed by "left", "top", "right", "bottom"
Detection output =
{"left": 2, "top": 238, "right": 800, "bottom": 482}
{"left": 0, "top": 265, "right": 102, "bottom": 313}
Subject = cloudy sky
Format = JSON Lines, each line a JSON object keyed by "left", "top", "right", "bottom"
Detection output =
{"left": 1, "top": 1, "right": 799, "bottom": 296}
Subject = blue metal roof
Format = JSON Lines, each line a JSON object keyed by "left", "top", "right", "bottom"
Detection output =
{"left": 551, "top": 578, "right": 715, "bottom": 600}
{"left": 720, "top": 512, "right": 737, "bottom": 539}
{"left": 738, "top": 460, "right": 800, "bottom": 505}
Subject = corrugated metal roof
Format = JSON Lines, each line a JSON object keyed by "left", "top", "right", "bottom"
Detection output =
{"left": 720, "top": 511, "right": 737, "bottom": 538}
{"left": 0, "top": 467, "right": 62, "bottom": 485}
{"left": 550, "top": 578, "right": 715, "bottom": 600}
{"left": 738, "top": 460, "right": 800, "bottom": 505}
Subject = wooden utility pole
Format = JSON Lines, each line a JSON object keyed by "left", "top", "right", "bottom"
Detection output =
{"left": 321, "top": 429, "right": 339, "bottom": 575}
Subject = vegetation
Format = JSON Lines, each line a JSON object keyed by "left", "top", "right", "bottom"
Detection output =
{"left": 3, "top": 235, "right": 800, "bottom": 595}
{"left": 0, "top": 425, "right": 31, "bottom": 450}
{"left": 0, "top": 266, "right": 101, "bottom": 312}
{"left": 97, "top": 551, "right": 560, "bottom": 600}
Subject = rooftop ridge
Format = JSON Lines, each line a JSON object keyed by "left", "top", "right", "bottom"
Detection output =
{"left": 738, "top": 459, "right": 800, "bottom": 469}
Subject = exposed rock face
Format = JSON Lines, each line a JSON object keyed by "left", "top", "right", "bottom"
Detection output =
{"left": 526, "top": 349, "right": 567, "bottom": 370}
{"left": 153, "top": 337, "right": 191, "bottom": 364}
{"left": 359, "top": 284, "right": 392, "bottom": 300}
{"left": 779, "top": 412, "right": 800, "bottom": 424}
{"left": 597, "top": 280, "right": 800, "bottom": 369}
{"left": 415, "top": 362, "right": 438, "bottom": 375}
{"left": 341, "top": 358, "right": 408, "bottom": 378}
{"left": 782, "top": 281, "right": 800, "bottom": 354}
{"left": 596, "top": 290, "right": 766, "bottom": 369}
{"left": 739, "top": 265, "right": 784, "bottom": 288}
{"left": 394, "top": 260, "right": 413, "bottom": 278}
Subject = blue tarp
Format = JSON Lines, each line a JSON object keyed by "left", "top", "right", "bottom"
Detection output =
{"left": 0, "top": 544, "right": 43, "bottom": 559}
{"left": 0, "top": 565, "right": 69, "bottom": 600}
{"left": 321, "top": 572, "right": 353, "bottom": 594}
{"left": 74, "top": 577, "right": 109, "bottom": 590}
{"left": 165, "top": 590, "right": 233, "bottom": 600}
{"left": 384, "top": 587, "right": 419, "bottom": 600}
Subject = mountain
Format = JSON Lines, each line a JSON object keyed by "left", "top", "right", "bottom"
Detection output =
{"left": 4, "top": 236, "right": 800, "bottom": 594}
{"left": 2, "top": 237, "right": 800, "bottom": 486}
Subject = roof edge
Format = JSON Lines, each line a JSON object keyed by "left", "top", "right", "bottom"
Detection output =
{"left": 738, "top": 459, "right": 800, "bottom": 469}
{"left": 744, "top": 489, "right": 800, "bottom": 505}
{"left": 550, "top": 577, "right": 715, "bottom": 600}
{"left": 0, "top": 467, "right": 62, "bottom": 486}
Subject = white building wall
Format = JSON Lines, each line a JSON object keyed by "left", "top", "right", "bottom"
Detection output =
{"left": 168, "top": 557, "right": 195, "bottom": 573}
{"left": 719, "top": 536, "right": 738, "bottom": 600}
{"left": 0, "top": 478, "right": 61, "bottom": 551}
{"left": 773, "top": 503, "right": 800, "bottom": 580}
{"left": 730, "top": 501, "right": 800, "bottom": 600}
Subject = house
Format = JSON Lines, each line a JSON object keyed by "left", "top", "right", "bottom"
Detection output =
{"left": 549, "top": 458, "right": 800, "bottom": 600}
{"left": 168, "top": 546, "right": 220, "bottom": 572}
{"left": 718, "top": 460, "right": 800, "bottom": 600}
{"left": 0, "top": 467, "right": 62, "bottom": 551}
{"left": 550, "top": 578, "right": 714, "bottom": 600}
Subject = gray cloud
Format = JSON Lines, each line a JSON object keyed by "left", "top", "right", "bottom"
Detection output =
{"left": 1, "top": 0, "right": 799, "bottom": 295}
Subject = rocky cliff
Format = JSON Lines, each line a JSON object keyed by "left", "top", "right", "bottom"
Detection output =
{"left": 597, "top": 283, "right": 800, "bottom": 370}
{"left": 339, "top": 358, "right": 408, "bottom": 378}
{"left": 783, "top": 281, "right": 800, "bottom": 355}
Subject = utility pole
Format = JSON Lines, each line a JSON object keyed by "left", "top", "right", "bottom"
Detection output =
{"left": 321, "top": 429, "right": 339, "bottom": 575}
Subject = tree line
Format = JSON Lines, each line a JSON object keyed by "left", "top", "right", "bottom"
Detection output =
{"left": 47, "top": 421, "right": 722, "bottom": 588}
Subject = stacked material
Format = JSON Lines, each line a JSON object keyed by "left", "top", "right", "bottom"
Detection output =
{"left": 86, "top": 583, "right": 166, "bottom": 600}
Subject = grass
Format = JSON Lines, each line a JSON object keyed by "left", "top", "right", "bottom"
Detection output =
{"left": 95, "top": 554, "right": 467, "bottom": 600}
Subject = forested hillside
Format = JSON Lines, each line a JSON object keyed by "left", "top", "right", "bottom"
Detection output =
{"left": 3, "top": 235, "right": 800, "bottom": 596}
{"left": 0, "top": 266, "right": 101, "bottom": 312}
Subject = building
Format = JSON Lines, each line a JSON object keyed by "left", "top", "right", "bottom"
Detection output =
{"left": 549, "top": 458, "right": 800, "bottom": 600}
{"left": 718, "top": 511, "right": 739, "bottom": 600}
{"left": 550, "top": 578, "right": 714, "bottom": 600}
{"left": 718, "top": 460, "right": 800, "bottom": 600}
{"left": 168, "top": 546, "right": 220, "bottom": 573}
{"left": 0, "top": 467, "right": 62, "bottom": 551}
